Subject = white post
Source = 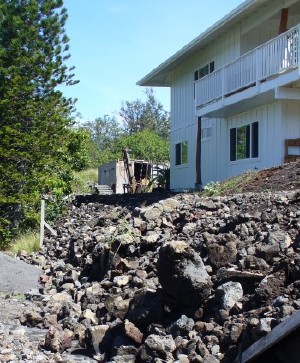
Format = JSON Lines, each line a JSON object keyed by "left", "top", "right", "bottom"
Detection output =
{"left": 298, "top": 26, "right": 300, "bottom": 75}
{"left": 40, "top": 199, "right": 45, "bottom": 248}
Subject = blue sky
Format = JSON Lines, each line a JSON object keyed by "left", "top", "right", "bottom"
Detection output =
{"left": 62, "top": 0, "right": 243, "bottom": 121}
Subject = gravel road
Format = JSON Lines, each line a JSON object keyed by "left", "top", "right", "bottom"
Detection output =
{"left": 0, "top": 252, "right": 42, "bottom": 294}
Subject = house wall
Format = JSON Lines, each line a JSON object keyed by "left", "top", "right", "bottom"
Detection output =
{"left": 241, "top": 0, "right": 300, "bottom": 53}
{"left": 226, "top": 102, "right": 283, "bottom": 179}
{"left": 170, "top": 27, "right": 241, "bottom": 190}
{"left": 169, "top": 0, "right": 300, "bottom": 191}
{"left": 281, "top": 100, "right": 300, "bottom": 157}
{"left": 200, "top": 101, "right": 300, "bottom": 186}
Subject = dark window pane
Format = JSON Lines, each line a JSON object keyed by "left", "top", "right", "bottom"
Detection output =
{"left": 182, "top": 141, "right": 188, "bottom": 164}
{"left": 237, "top": 125, "right": 248, "bottom": 159}
{"left": 246, "top": 124, "right": 250, "bottom": 158}
{"left": 252, "top": 122, "right": 259, "bottom": 158}
{"left": 210, "top": 61, "right": 215, "bottom": 73}
{"left": 175, "top": 143, "right": 181, "bottom": 165}
{"left": 230, "top": 128, "right": 236, "bottom": 161}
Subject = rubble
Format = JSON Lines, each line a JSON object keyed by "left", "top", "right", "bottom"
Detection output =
{"left": 2, "top": 189, "right": 300, "bottom": 362}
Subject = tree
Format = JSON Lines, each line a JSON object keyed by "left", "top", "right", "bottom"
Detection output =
{"left": 83, "top": 115, "right": 123, "bottom": 150}
{"left": 0, "top": 0, "right": 77, "bottom": 244}
{"left": 82, "top": 115, "right": 124, "bottom": 166}
{"left": 67, "top": 127, "right": 91, "bottom": 171}
{"left": 120, "top": 88, "right": 170, "bottom": 140}
{"left": 113, "top": 130, "right": 169, "bottom": 162}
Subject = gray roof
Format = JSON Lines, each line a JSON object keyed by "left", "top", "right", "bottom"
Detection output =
{"left": 137, "top": 0, "right": 267, "bottom": 87}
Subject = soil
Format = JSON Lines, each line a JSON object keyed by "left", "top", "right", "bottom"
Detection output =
{"left": 219, "top": 160, "right": 300, "bottom": 195}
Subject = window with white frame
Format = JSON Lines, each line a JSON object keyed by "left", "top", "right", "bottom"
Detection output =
{"left": 194, "top": 61, "right": 215, "bottom": 98}
{"left": 230, "top": 122, "right": 259, "bottom": 161}
{"left": 175, "top": 141, "right": 188, "bottom": 165}
{"left": 194, "top": 61, "right": 215, "bottom": 81}
{"left": 201, "top": 126, "right": 212, "bottom": 140}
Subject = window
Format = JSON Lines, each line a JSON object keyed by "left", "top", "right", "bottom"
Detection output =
{"left": 194, "top": 61, "right": 215, "bottom": 98}
{"left": 194, "top": 61, "right": 215, "bottom": 81}
{"left": 201, "top": 126, "right": 212, "bottom": 140}
{"left": 230, "top": 122, "right": 258, "bottom": 161}
{"left": 175, "top": 141, "right": 188, "bottom": 165}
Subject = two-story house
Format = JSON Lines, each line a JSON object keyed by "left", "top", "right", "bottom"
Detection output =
{"left": 138, "top": 0, "right": 300, "bottom": 191}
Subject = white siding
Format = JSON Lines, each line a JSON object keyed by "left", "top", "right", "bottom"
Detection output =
{"left": 200, "top": 118, "right": 227, "bottom": 186}
{"left": 226, "top": 103, "right": 282, "bottom": 178}
{"left": 169, "top": 0, "right": 300, "bottom": 191}
{"left": 170, "top": 122, "right": 197, "bottom": 190}
{"left": 170, "top": 27, "right": 241, "bottom": 190}
{"left": 281, "top": 100, "right": 300, "bottom": 157}
{"left": 281, "top": 100, "right": 300, "bottom": 139}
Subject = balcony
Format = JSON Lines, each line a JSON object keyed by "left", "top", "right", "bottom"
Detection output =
{"left": 195, "top": 24, "right": 300, "bottom": 117}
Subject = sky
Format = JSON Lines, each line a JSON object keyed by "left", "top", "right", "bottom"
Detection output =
{"left": 62, "top": 0, "right": 243, "bottom": 122}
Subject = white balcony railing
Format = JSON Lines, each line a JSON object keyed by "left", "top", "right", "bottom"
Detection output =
{"left": 195, "top": 25, "right": 300, "bottom": 108}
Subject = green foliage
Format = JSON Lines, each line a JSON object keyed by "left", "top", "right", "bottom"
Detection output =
{"left": 201, "top": 172, "right": 256, "bottom": 197}
{"left": 82, "top": 115, "right": 123, "bottom": 167}
{"left": 0, "top": 0, "right": 77, "bottom": 247}
{"left": 202, "top": 181, "right": 221, "bottom": 196}
{"left": 72, "top": 168, "right": 98, "bottom": 194}
{"left": 67, "top": 127, "right": 92, "bottom": 171}
{"left": 113, "top": 130, "right": 169, "bottom": 162}
{"left": 120, "top": 88, "right": 170, "bottom": 140}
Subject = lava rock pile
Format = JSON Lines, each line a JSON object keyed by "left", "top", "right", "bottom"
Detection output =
{"left": 21, "top": 190, "right": 300, "bottom": 362}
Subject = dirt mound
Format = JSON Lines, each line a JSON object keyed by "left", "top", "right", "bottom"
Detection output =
{"left": 220, "top": 161, "right": 300, "bottom": 195}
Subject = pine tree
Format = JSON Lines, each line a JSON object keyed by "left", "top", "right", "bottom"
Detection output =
{"left": 0, "top": 0, "right": 78, "bottom": 244}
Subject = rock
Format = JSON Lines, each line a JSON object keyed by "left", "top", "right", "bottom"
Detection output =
{"left": 127, "top": 288, "right": 162, "bottom": 329}
{"left": 242, "top": 255, "right": 269, "bottom": 271}
{"left": 113, "top": 275, "right": 131, "bottom": 287}
{"left": 252, "top": 318, "right": 273, "bottom": 339}
{"left": 104, "top": 295, "right": 130, "bottom": 320}
{"left": 142, "top": 334, "right": 176, "bottom": 358}
{"left": 268, "top": 230, "right": 292, "bottom": 251}
{"left": 43, "top": 325, "right": 74, "bottom": 353}
{"left": 182, "top": 223, "right": 197, "bottom": 236}
{"left": 215, "top": 282, "right": 243, "bottom": 310}
{"left": 257, "top": 242, "right": 280, "bottom": 262}
{"left": 5, "top": 189, "right": 299, "bottom": 363}
{"left": 81, "top": 308, "right": 98, "bottom": 325}
{"left": 85, "top": 325, "right": 111, "bottom": 355}
{"left": 159, "top": 198, "right": 180, "bottom": 212}
{"left": 167, "top": 315, "right": 194, "bottom": 338}
{"left": 256, "top": 273, "right": 286, "bottom": 303}
{"left": 202, "top": 354, "right": 220, "bottom": 363}
{"left": 19, "top": 310, "right": 43, "bottom": 327}
{"left": 141, "top": 206, "right": 163, "bottom": 221}
{"left": 124, "top": 320, "right": 143, "bottom": 344}
{"left": 157, "top": 241, "right": 212, "bottom": 309}
{"left": 207, "top": 242, "right": 237, "bottom": 269}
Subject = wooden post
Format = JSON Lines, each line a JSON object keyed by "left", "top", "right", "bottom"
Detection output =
{"left": 195, "top": 117, "right": 202, "bottom": 190}
{"left": 40, "top": 199, "right": 45, "bottom": 248}
{"left": 278, "top": 8, "right": 289, "bottom": 35}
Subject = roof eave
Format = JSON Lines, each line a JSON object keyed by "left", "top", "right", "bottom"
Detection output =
{"left": 137, "top": 0, "right": 264, "bottom": 87}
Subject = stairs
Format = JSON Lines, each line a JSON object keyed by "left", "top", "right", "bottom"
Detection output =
{"left": 91, "top": 184, "right": 113, "bottom": 195}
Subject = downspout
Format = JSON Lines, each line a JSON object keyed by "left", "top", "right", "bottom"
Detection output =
{"left": 195, "top": 117, "right": 202, "bottom": 190}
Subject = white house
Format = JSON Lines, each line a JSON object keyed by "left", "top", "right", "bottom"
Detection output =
{"left": 138, "top": 0, "right": 300, "bottom": 191}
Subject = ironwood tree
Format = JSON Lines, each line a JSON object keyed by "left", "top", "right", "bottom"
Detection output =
{"left": 119, "top": 88, "right": 170, "bottom": 140}
{"left": 0, "top": 0, "right": 78, "bottom": 245}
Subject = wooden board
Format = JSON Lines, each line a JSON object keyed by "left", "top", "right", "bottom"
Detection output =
{"left": 240, "top": 310, "right": 300, "bottom": 363}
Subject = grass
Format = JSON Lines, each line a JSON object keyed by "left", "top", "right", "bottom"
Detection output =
{"left": 72, "top": 168, "right": 98, "bottom": 194}
{"left": 9, "top": 230, "right": 40, "bottom": 254}
{"left": 201, "top": 171, "right": 256, "bottom": 197}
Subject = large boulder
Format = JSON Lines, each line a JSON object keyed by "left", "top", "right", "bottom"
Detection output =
{"left": 157, "top": 241, "right": 212, "bottom": 309}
